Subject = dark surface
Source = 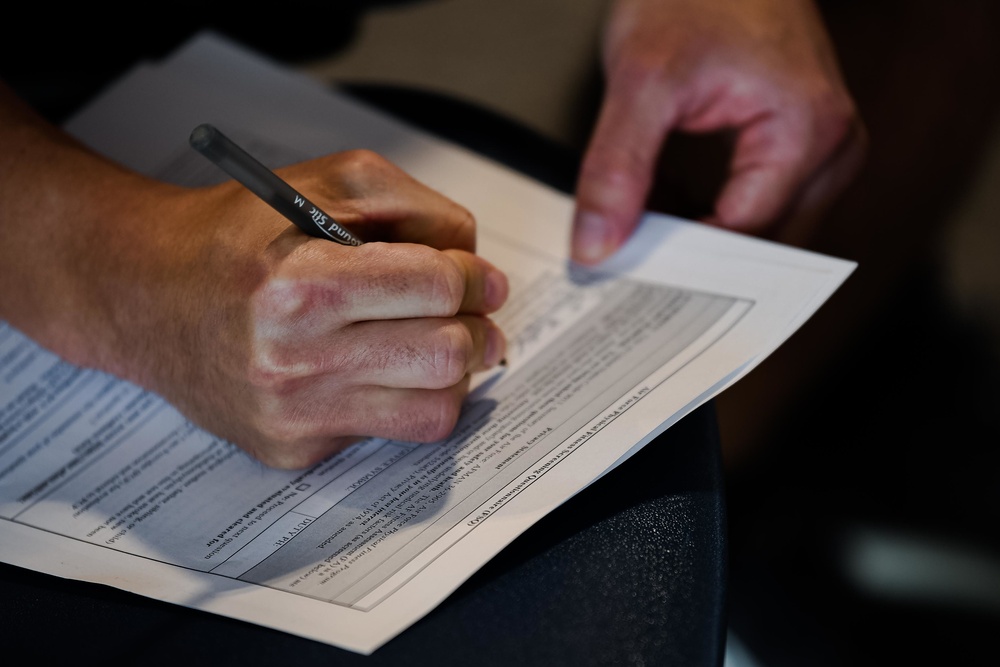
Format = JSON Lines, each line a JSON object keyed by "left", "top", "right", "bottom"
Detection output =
{"left": 1, "top": 404, "right": 726, "bottom": 666}
{"left": 725, "top": 265, "right": 1000, "bottom": 667}
{"left": 0, "top": 83, "right": 729, "bottom": 666}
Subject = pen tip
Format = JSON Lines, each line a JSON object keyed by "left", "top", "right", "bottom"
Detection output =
{"left": 189, "top": 123, "right": 216, "bottom": 150}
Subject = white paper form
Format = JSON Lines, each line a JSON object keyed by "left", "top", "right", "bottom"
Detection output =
{"left": 0, "top": 33, "right": 855, "bottom": 654}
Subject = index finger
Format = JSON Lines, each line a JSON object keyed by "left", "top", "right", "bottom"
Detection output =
{"left": 256, "top": 241, "right": 509, "bottom": 335}
{"left": 572, "top": 74, "right": 680, "bottom": 265}
{"left": 289, "top": 150, "right": 479, "bottom": 252}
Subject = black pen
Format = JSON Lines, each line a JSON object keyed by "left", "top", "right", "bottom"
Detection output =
{"left": 189, "top": 123, "right": 363, "bottom": 246}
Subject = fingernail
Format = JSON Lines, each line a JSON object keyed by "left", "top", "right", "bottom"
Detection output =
{"left": 573, "top": 212, "right": 612, "bottom": 264}
{"left": 485, "top": 267, "right": 509, "bottom": 310}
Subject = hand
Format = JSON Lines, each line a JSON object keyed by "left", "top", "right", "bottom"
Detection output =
{"left": 572, "top": 0, "right": 867, "bottom": 264}
{"left": 131, "top": 152, "right": 508, "bottom": 469}
{"left": 0, "top": 93, "right": 508, "bottom": 469}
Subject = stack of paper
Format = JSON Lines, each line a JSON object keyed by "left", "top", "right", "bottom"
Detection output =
{"left": 0, "top": 32, "right": 854, "bottom": 654}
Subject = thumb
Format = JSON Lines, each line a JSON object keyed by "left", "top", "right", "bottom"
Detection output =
{"left": 572, "top": 85, "right": 677, "bottom": 265}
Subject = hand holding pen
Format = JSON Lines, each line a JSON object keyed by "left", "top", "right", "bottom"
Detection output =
{"left": 0, "top": 63, "right": 509, "bottom": 472}
{"left": 175, "top": 125, "right": 509, "bottom": 468}
{"left": 46, "top": 127, "right": 506, "bottom": 472}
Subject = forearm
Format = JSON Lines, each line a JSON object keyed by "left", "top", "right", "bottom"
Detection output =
{"left": 0, "top": 81, "right": 171, "bottom": 377}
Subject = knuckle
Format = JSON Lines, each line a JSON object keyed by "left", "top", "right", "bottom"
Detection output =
{"left": 577, "top": 149, "right": 651, "bottom": 214}
{"left": 252, "top": 275, "right": 318, "bottom": 322}
{"left": 428, "top": 322, "right": 473, "bottom": 386}
{"left": 456, "top": 205, "right": 475, "bottom": 232}
{"left": 339, "top": 148, "right": 392, "bottom": 176}
{"left": 811, "top": 87, "right": 861, "bottom": 146}
{"left": 246, "top": 362, "right": 306, "bottom": 400}
{"left": 245, "top": 345, "right": 292, "bottom": 392}
{"left": 446, "top": 204, "right": 477, "bottom": 248}
{"left": 251, "top": 403, "right": 304, "bottom": 450}
{"left": 245, "top": 364, "right": 280, "bottom": 393}
{"left": 252, "top": 397, "right": 339, "bottom": 450}
{"left": 250, "top": 439, "right": 298, "bottom": 469}
{"left": 253, "top": 277, "right": 299, "bottom": 319}
{"left": 580, "top": 151, "right": 645, "bottom": 189}
{"left": 425, "top": 252, "right": 466, "bottom": 315}
{"left": 251, "top": 272, "right": 350, "bottom": 334}
{"left": 236, "top": 387, "right": 359, "bottom": 470}
{"left": 415, "top": 396, "right": 462, "bottom": 442}
{"left": 245, "top": 338, "right": 319, "bottom": 398}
